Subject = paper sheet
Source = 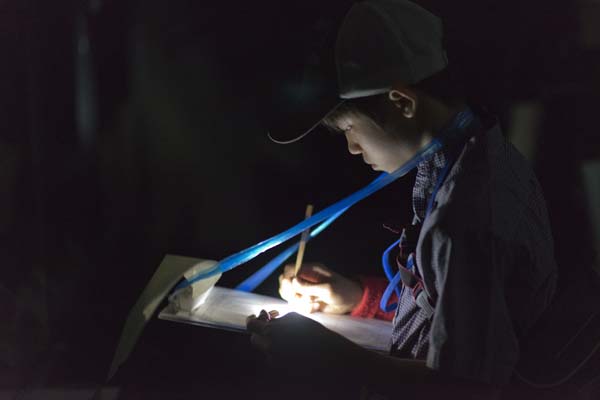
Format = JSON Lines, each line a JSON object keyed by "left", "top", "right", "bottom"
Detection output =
{"left": 159, "top": 286, "right": 393, "bottom": 352}
{"left": 109, "top": 254, "right": 394, "bottom": 381}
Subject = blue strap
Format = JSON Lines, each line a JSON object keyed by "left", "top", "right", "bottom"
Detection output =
{"left": 172, "top": 137, "right": 444, "bottom": 296}
{"left": 406, "top": 253, "right": 415, "bottom": 270}
{"left": 378, "top": 159, "right": 451, "bottom": 313}
{"left": 425, "top": 158, "right": 452, "bottom": 218}
{"left": 173, "top": 108, "right": 475, "bottom": 297}
{"left": 235, "top": 207, "right": 348, "bottom": 292}
{"left": 378, "top": 108, "right": 476, "bottom": 312}
{"left": 379, "top": 247, "right": 417, "bottom": 313}
{"left": 381, "top": 238, "right": 402, "bottom": 297}
{"left": 235, "top": 243, "right": 301, "bottom": 292}
{"left": 380, "top": 271, "right": 403, "bottom": 313}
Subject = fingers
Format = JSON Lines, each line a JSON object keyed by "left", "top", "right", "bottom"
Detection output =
{"left": 247, "top": 310, "right": 278, "bottom": 327}
{"left": 280, "top": 264, "right": 335, "bottom": 308}
{"left": 306, "top": 264, "right": 333, "bottom": 278}
{"left": 246, "top": 312, "right": 269, "bottom": 334}
{"left": 311, "top": 301, "right": 324, "bottom": 313}
{"left": 256, "top": 309, "right": 268, "bottom": 320}
{"left": 292, "top": 278, "right": 332, "bottom": 301}
{"left": 284, "top": 263, "right": 333, "bottom": 283}
{"left": 282, "top": 276, "right": 331, "bottom": 306}
{"left": 320, "top": 302, "right": 346, "bottom": 314}
{"left": 258, "top": 309, "right": 275, "bottom": 321}
{"left": 247, "top": 310, "right": 280, "bottom": 353}
{"left": 279, "top": 274, "right": 295, "bottom": 301}
{"left": 247, "top": 310, "right": 270, "bottom": 352}
{"left": 298, "top": 264, "right": 333, "bottom": 283}
{"left": 292, "top": 299, "right": 324, "bottom": 314}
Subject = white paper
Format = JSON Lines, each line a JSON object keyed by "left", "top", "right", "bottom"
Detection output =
{"left": 110, "top": 254, "right": 394, "bottom": 382}
{"left": 159, "top": 286, "right": 393, "bottom": 352}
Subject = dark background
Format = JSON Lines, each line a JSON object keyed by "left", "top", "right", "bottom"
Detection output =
{"left": 1, "top": 0, "right": 599, "bottom": 398}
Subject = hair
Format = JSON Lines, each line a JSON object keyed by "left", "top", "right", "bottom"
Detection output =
{"left": 322, "top": 64, "right": 467, "bottom": 134}
{"left": 322, "top": 94, "right": 387, "bottom": 134}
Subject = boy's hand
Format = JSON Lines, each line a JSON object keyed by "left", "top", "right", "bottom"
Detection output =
{"left": 246, "top": 310, "right": 363, "bottom": 378}
{"left": 278, "top": 263, "right": 363, "bottom": 314}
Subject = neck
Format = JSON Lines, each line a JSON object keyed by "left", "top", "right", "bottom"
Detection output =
{"left": 418, "top": 98, "right": 465, "bottom": 148}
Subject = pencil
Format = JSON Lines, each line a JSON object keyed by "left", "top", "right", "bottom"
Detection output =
{"left": 293, "top": 204, "right": 314, "bottom": 277}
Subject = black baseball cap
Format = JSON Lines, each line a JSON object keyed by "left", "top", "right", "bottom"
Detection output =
{"left": 268, "top": 0, "right": 448, "bottom": 144}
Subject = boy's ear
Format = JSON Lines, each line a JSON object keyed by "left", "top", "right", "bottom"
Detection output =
{"left": 388, "top": 86, "right": 417, "bottom": 119}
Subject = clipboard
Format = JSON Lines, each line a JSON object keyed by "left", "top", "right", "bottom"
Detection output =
{"left": 109, "top": 255, "right": 392, "bottom": 381}
{"left": 159, "top": 285, "right": 393, "bottom": 352}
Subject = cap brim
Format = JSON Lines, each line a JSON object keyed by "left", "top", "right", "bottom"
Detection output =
{"left": 265, "top": 67, "right": 343, "bottom": 145}
{"left": 267, "top": 99, "right": 345, "bottom": 145}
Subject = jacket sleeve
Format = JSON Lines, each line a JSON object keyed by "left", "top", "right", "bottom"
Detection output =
{"left": 350, "top": 276, "right": 397, "bottom": 321}
{"left": 424, "top": 224, "right": 520, "bottom": 385}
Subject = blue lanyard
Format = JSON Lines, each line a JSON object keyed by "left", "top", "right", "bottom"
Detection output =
{"left": 378, "top": 160, "right": 452, "bottom": 312}
{"left": 173, "top": 109, "right": 476, "bottom": 297}
{"left": 379, "top": 108, "right": 475, "bottom": 312}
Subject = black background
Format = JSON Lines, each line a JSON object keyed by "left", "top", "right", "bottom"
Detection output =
{"left": 1, "top": 0, "right": 599, "bottom": 398}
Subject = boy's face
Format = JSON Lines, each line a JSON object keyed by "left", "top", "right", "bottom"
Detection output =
{"left": 336, "top": 110, "right": 421, "bottom": 173}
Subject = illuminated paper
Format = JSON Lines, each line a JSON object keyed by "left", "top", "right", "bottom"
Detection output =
{"left": 109, "top": 255, "right": 393, "bottom": 382}
{"left": 159, "top": 286, "right": 393, "bottom": 352}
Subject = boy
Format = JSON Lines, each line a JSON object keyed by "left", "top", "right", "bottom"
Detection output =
{"left": 247, "top": 1, "right": 557, "bottom": 398}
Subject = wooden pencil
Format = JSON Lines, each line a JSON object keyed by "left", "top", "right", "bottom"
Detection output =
{"left": 293, "top": 204, "right": 314, "bottom": 277}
